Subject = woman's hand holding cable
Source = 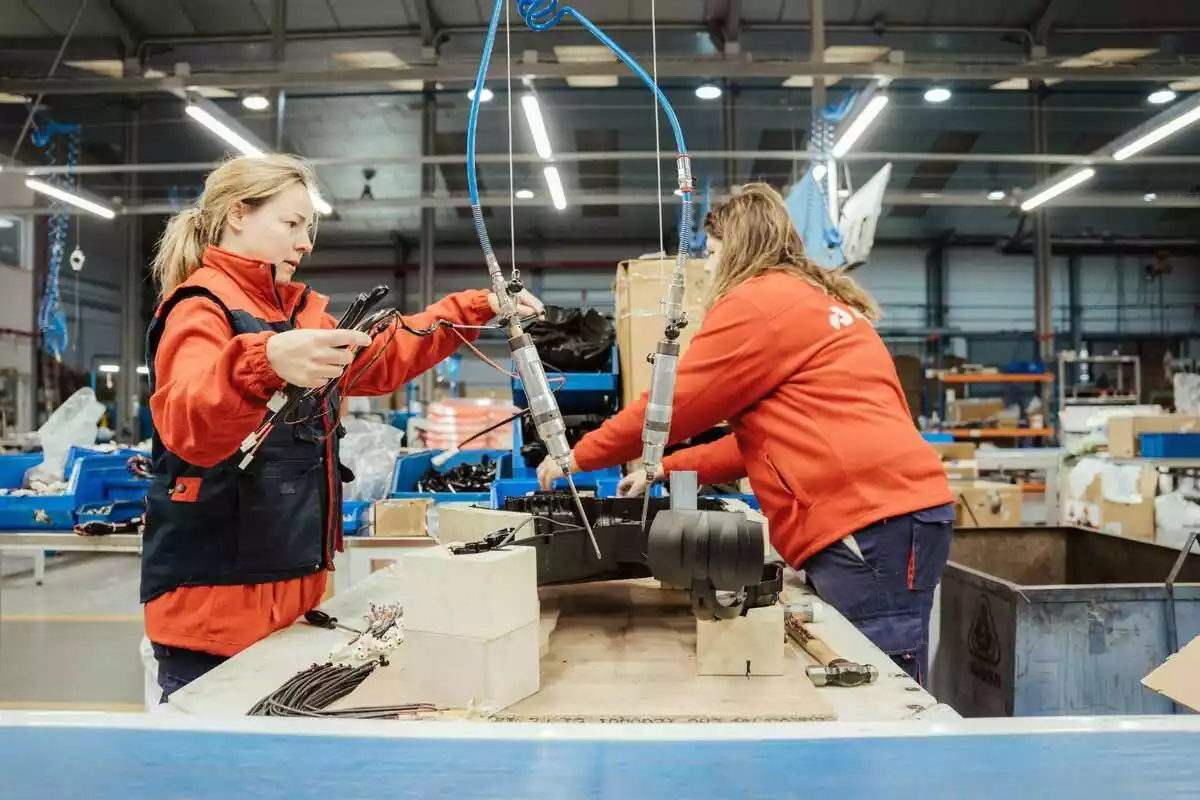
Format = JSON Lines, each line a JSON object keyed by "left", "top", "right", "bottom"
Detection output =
{"left": 487, "top": 289, "right": 546, "bottom": 321}
{"left": 266, "top": 328, "right": 372, "bottom": 388}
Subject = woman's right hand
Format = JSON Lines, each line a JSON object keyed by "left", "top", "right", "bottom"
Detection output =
{"left": 266, "top": 329, "right": 372, "bottom": 388}
{"left": 616, "top": 465, "right": 664, "bottom": 497}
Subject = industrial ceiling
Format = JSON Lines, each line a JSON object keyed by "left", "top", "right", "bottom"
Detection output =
{"left": 0, "top": 0, "right": 1198, "bottom": 247}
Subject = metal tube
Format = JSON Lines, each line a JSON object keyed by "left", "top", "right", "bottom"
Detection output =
{"left": 118, "top": 105, "right": 141, "bottom": 443}
{"left": 418, "top": 89, "right": 436, "bottom": 405}
{"left": 10, "top": 59, "right": 1200, "bottom": 96}
{"left": 25, "top": 150, "right": 1200, "bottom": 176}
{"left": 272, "top": 0, "right": 288, "bottom": 151}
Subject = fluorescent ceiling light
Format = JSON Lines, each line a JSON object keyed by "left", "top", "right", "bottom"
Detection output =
{"left": 25, "top": 178, "right": 116, "bottom": 220}
{"left": 242, "top": 94, "right": 270, "bottom": 111}
{"left": 1019, "top": 168, "right": 1095, "bottom": 211}
{"left": 515, "top": 189, "right": 534, "bottom": 199}
{"left": 144, "top": 68, "right": 167, "bottom": 79}
{"left": 309, "top": 189, "right": 333, "bottom": 215}
{"left": 543, "top": 166, "right": 567, "bottom": 210}
{"left": 137, "top": 365, "right": 150, "bottom": 375}
{"left": 185, "top": 104, "right": 265, "bottom": 158}
{"left": 695, "top": 84, "right": 722, "bottom": 100}
{"left": 98, "top": 364, "right": 120, "bottom": 374}
{"left": 1169, "top": 77, "right": 1200, "bottom": 92}
{"left": 987, "top": 189, "right": 1007, "bottom": 201}
{"left": 1143, "top": 192, "right": 1158, "bottom": 203}
{"left": 0, "top": 93, "right": 28, "bottom": 104}
{"left": 832, "top": 94, "right": 889, "bottom": 158}
{"left": 924, "top": 87, "right": 952, "bottom": 103}
{"left": 1113, "top": 104, "right": 1200, "bottom": 161}
{"left": 467, "top": 87, "right": 494, "bottom": 103}
{"left": 521, "top": 94, "right": 553, "bottom": 159}
{"left": 1148, "top": 88, "right": 1177, "bottom": 105}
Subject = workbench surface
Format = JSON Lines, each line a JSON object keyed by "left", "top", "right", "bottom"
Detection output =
{"left": 169, "top": 564, "right": 948, "bottom": 723}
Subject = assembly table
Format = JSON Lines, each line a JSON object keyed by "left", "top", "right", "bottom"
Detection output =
{"left": 169, "top": 561, "right": 951, "bottom": 724}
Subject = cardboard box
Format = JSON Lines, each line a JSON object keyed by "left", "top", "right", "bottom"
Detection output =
{"left": 947, "top": 398, "right": 1005, "bottom": 425}
{"left": 1061, "top": 460, "right": 1157, "bottom": 541}
{"left": 371, "top": 499, "right": 432, "bottom": 538}
{"left": 931, "top": 443, "right": 978, "bottom": 479}
{"left": 1106, "top": 415, "right": 1200, "bottom": 458}
{"left": 950, "top": 480, "right": 1023, "bottom": 528}
{"left": 1143, "top": 634, "right": 1200, "bottom": 712}
{"left": 615, "top": 257, "right": 712, "bottom": 409}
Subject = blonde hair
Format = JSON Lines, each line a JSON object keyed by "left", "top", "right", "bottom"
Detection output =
{"left": 703, "top": 182, "right": 881, "bottom": 321}
{"left": 152, "top": 154, "right": 319, "bottom": 294}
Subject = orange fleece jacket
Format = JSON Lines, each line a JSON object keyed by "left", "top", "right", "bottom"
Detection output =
{"left": 573, "top": 271, "right": 952, "bottom": 568}
{"left": 145, "top": 246, "right": 493, "bottom": 656}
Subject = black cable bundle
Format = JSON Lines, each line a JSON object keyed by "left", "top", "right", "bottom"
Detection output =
{"left": 247, "top": 659, "right": 439, "bottom": 719}
{"left": 415, "top": 456, "right": 499, "bottom": 493}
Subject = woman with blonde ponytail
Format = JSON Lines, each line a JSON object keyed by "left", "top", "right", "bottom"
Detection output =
{"left": 141, "top": 154, "right": 544, "bottom": 701}
{"left": 542, "top": 182, "right": 953, "bottom": 685}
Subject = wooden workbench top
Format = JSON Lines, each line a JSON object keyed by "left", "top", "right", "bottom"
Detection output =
{"left": 170, "top": 565, "right": 946, "bottom": 723}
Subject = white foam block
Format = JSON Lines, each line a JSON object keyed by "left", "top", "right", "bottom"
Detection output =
{"left": 696, "top": 604, "right": 785, "bottom": 676}
{"left": 437, "top": 504, "right": 534, "bottom": 545}
{"left": 399, "top": 545, "right": 538, "bottom": 639}
{"left": 402, "top": 620, "right": 540, "bottom": 713}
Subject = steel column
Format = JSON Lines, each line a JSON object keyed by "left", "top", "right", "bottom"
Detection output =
{"left": 418, "top": 89, "right": 437, "bottom": 403}
{"left": 117, "top": 105, "right": 142, "bottom": 442}
{"left": 1032, "top": 88, "right": 1054, "bottom": 368}
{"left": 273, "top": 0, "right": 288, "bottom": 150}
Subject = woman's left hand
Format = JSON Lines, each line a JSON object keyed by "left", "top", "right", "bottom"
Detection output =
{"left": 488, "top": 288, "right": 546, "bottom": 321}
{"left": 537, "top": 453, "right": 579, "bottom": 491}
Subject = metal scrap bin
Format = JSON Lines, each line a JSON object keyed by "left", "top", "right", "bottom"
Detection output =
{"left": 932, "top": 525, "right": 1200, "bottom": 717}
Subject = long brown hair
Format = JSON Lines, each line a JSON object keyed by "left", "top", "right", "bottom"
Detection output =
{"left": 703, "top": 182, "right": 881, "bottom": 321}
{"left": 151, "top": 154, "right": 319, "bottom": 294}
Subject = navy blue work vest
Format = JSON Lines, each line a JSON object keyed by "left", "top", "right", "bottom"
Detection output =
{"left": 140, "top": 284, "right": 343, "bottom": 604}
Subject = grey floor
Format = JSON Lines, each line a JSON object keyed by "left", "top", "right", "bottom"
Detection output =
{"left": 0, "top": 552, "right": 146, "bottom": 710}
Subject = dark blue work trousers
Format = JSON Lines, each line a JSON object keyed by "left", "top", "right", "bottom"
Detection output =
{"left": 802, "top": 503, "right": 954, "bottom": 685}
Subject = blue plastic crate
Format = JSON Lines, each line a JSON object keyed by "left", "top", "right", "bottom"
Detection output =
{"left": 342, "top": 500, "right": 371, "bottom": 535}
{"left": 0, "top": 451, "right": 149, "bottom": 531}
{"left": 511, "top": 345, "right": 619, "bottom": 406}
{"left": 1139, "top": 432, "right": 1200, "bottom": 459}
{"left": 389, "top": 449, "right": 509, "bottom": 505}
{"left": 922, "top": 432, "right": 955, "bottom": 443}
{"left": 491, "top": 475, "right": 625, "bottom": 508}
{"left": 0, "top": 453, "right": 42, "bottom": 489}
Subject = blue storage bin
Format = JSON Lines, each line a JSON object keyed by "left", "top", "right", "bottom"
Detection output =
{"left": 342, "top": 500, "right": 371, "bottom": 535}
{"left": 922, "top": 432, "right": 955, "bottom": 443}
{"left": 1139, "top": 432, "right": 1200, "bottom": 459}
{"left": 389, "top": 449, "right": 509, "bottom": 505}
{"left": 0, "top": 453, "right": 42, "bottom": 489}
{"left": 0, "top": 451, "right": 150, "bottom": 531}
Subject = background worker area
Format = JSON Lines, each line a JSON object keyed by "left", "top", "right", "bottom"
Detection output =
{"left": 142, "top": 154, "right": 543, "bottom": 700}
{"left": 539, "top": 183, "right": 954, "bottom": 683}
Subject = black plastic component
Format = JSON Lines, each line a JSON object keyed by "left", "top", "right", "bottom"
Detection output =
{"left": 416, "top": 457, "right": 498, "bottom": 493}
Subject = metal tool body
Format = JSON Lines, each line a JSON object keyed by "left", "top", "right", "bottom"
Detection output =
{"left": 785, "top": 611, "right": 880, "bottom": 687}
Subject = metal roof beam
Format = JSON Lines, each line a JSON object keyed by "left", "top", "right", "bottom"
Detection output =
{"left": 5, "top": 56, "right": 1200, "bottom": 95}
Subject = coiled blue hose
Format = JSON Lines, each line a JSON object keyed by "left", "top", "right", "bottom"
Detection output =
{"left": 466, "top": 0, "right": 694, "bottom": 266}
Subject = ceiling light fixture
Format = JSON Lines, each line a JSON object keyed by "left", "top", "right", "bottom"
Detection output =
{"left": 832, "top": 94, "right": 889, "bottom": 158}
{"left": 521, "top": 94, "right": 554, "bottom": 159}
{"left": 1019, "top": 168, "right": 1095, "bottom": 212}
{"left": 515, "top": 189, "right": 534, "bottom": 199}
{"left": 543, "top": 166, "right": 568, "bottom": 210}
{"left": 242, "top": 94, "right": 270, "bottom": 111}
{"left": 1148, "top": 89, "right": 1177, "bottom": 105}
{"left": 467, "top": 87, "right": 494, "bottom": 103}
{"left": 695, "top": 84, "right": 722, "bottom": 100}
{"left": 1113, "top": 104, "right": 1200, "bottom": 161}
{"left": 924, "top": 87, "right": 952, "bottom": 104}
{"left": 25, "top": 178, "right": 116, "bottom": 220}
{"left": 185, "top": 103, "right": 265, "bottom": 158}
{"left": 987, "top": 189, "right": 1007, "bottom": 201}
{"left": 1143, "top": 192, "right": 1158, "bottom": 202}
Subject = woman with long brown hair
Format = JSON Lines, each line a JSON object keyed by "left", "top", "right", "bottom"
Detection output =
{"left": 539, "top": 182, "right": 953, "bottom": 683}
